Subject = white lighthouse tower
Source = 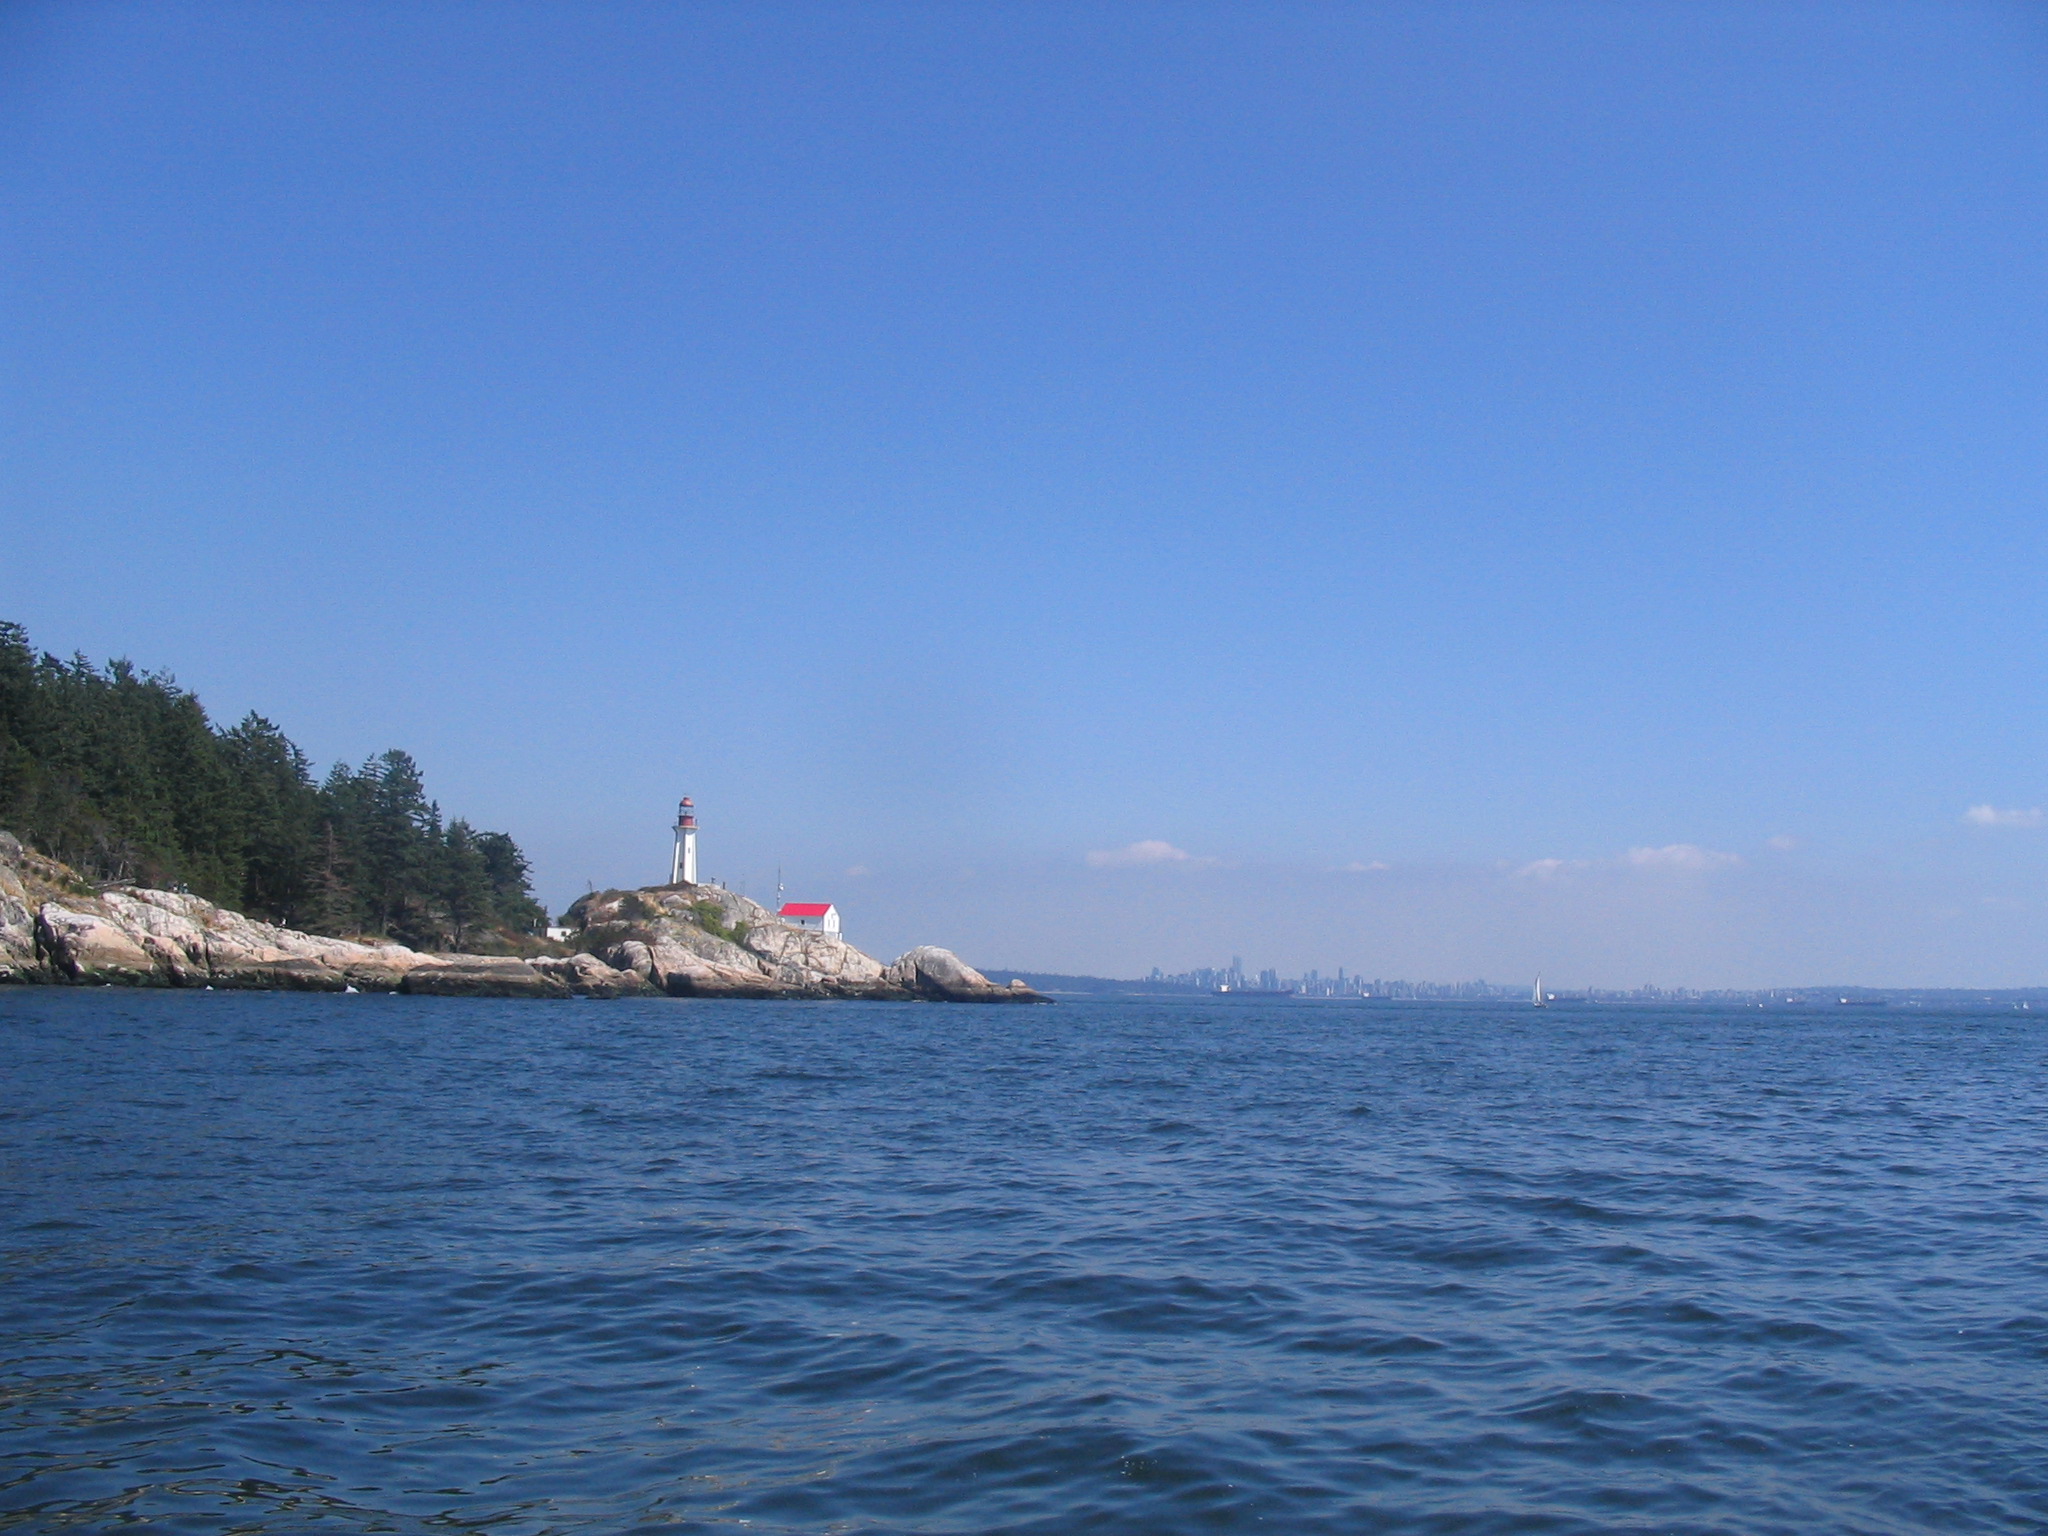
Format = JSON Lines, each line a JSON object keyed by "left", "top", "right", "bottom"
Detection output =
{"left": 671, "top": 797, "right": 698, "bottom": 885}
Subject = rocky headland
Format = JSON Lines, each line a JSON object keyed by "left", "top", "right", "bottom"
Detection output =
{"left": 0, "top": 832, "right": 1039, "bottom": 1002}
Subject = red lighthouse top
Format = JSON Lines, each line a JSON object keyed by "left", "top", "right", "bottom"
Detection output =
{"left": 678, "top": 797, "right": 696, "bottom": 829}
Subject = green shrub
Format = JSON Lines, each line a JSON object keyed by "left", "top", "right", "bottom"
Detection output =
{"left": 689, "top": 899, "right": 750, "bottom": 947}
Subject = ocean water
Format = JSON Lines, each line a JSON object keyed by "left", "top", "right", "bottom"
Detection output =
{"left": 1, "top": 991, "right": 2044, "bottom": 1534}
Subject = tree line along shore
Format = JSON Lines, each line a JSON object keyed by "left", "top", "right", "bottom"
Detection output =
{"left": 0, "top": 621, "right": 544, "bottom": 953}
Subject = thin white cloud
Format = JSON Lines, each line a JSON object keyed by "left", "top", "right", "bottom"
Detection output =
{"left": 1513, "top": 846, "right": 1738, "bottom": 879}
{"left": 844, "top": 865, "right": 871, "bottom": 878}
{"left": 1086, "top": 839, "right": 1212, "bottom": 869}
{"left": 1964, "top": 805, "right": 2043, "bottom": 828}
{"left": 1765, "top": 835, "right": 1800, "bottom": 851}
{"left": 1625, "top": 844, "right": 1742, "bottom": 871}
{"left": 1337, "top": 860, "right": 1392, "bottom": 873}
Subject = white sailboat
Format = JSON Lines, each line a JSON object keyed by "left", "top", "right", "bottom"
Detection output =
{"left": 1532, "top": 976, "right": 1546, "bottom": 1008}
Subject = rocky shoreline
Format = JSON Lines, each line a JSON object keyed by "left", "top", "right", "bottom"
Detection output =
{"left": 0, "top": 833, "right": 1040, "bottom": 1002}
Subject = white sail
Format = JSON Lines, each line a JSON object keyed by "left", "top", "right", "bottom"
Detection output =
{"left": 1532, "top": 976, "right": 1546, "bottom": 1007}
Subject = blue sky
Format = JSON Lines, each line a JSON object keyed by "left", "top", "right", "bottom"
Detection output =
{"left": 6, "top": 2, "right": 2048, "bottom": 985}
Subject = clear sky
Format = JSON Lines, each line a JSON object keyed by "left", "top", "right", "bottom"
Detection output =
{"left": 6, "top": 2, "right": 2048, "bottom": 986}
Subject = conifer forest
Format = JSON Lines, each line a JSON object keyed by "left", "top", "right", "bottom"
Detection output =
{"left": 0, "top": 622, "right": 546, "bottom": 948}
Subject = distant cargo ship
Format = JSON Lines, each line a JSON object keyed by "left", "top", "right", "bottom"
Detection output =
{"left": 1212, "top": 984, "right": 1298, "bottom": 997}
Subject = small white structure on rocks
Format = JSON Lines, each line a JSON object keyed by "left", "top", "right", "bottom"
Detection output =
{"left": 778, "top": 902, "right": 840, "bottom": 935}
{"left": 670, "top": 797, "right": 699, "bottom": 885}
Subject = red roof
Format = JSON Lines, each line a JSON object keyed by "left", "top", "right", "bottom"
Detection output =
{"left": 778, "top": 902, "right": 834, "bottom": 918}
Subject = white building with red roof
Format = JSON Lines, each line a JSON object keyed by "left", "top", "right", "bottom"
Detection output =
{"left": 777, "top": 901, "right": 840, "bottom": 935}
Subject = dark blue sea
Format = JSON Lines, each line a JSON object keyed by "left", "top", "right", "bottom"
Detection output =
{"left": 2, "top": 991, "right": 2044, "bottom": 1534}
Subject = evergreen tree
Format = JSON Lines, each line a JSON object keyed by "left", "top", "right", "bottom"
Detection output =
{"left": 440, "top": 820, "right": 496, "bottom": 951}
{"left": 307, "top": 822, "right": 361, "bottom": 937}
{"left": 354, "top": 751, "right": 439, "bottom": 943}
{"left": 218, "top": 713, "right": 321, "bottom": 924}
{"left": 476, "top": 830, "right": 547, "bottom": 934}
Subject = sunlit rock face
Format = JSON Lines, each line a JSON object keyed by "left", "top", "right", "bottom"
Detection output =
{"left": 0, "top": 835, "right": 1041, "bottom": 1003}
{"left": 562, "top": 883, "right": 1039, "bottom": 1001}
{"left": 0, "top": 834, "right": 40, "bottom": 982}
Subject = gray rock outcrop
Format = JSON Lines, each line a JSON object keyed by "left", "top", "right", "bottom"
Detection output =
{"left": 0, "top": 833, "right": 1042, "bottom": 1003}
{"left": 563, "top": 883, "right": 1039, "bottom": 1001}
{"left": 884, "top": 945, "right": 1040, "bottom": 1001}
{"left": 0, "top": 834, "right": 44, "bottom": 982}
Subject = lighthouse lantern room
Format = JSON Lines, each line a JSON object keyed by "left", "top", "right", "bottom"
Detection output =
{"left": 671, "top": 797, "right": 698, "bottom": 885}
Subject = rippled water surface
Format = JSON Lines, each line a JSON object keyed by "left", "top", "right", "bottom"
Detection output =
{"left": 2, "top": 990, "right": 2046, "bottom": 1533}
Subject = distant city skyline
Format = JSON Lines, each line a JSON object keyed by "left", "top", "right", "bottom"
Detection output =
{"left": 7, "top": 4, "right": 2048, "bottom": 985}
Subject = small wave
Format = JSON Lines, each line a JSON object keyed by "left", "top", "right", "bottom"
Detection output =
{"left": 1284, "top": 1329, "right": 1447, "bottom": 1358}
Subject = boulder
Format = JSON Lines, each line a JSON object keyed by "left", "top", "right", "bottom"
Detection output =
{"left": 643, "top": 941, "right": 787, "bottom": 998}
{"left": 530, "top": 952, "right": 656, "bottom": 998}
{"left": 885, "top": 946, "right": 1043, "bottom": 1002}
{"left": 604, "top": 939, "right": 657, "bottom": 984}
